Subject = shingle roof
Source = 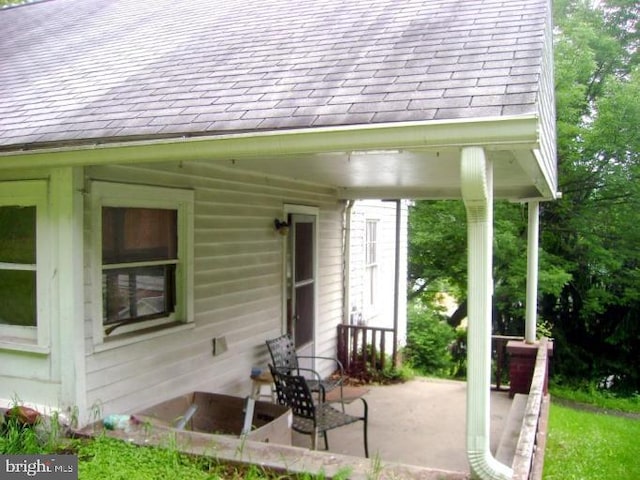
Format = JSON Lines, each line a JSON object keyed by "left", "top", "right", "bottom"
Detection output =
{"left": 0, "top": 0, "right": 549, "bottom": 150}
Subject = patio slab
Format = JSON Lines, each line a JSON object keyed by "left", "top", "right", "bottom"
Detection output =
{"left": 292, "top": 377, "right": 512, "bottom": 474}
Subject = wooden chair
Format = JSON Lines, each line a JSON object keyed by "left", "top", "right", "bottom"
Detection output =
{"left": 265, "top": 334, "right": 345, "bottom": 406}
{"left": 269, "top": 365, "right": 369, "bottom": 457}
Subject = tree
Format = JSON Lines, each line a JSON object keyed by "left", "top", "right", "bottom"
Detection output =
{"left": 409, "top": 0, "right": 640, "bottom": 391}
{"left": 541, "top": 0, "right": 640, "bottom": 391}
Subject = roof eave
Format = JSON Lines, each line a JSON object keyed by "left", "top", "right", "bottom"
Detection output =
{"left": 0, "top": 115, "right": 556, "bottom": 200}
{"left": 0, "top": 115, "right": 539, "bottom": 164}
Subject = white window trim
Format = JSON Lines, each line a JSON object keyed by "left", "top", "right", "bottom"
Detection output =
{"left": 364, "top": 218, "right": 379, "bottom": 317}
{"left": 281, "top": 204, "right": 319, "bottom": 358}
{"left": 90, "top": 181, "right": 194, "bottom": 346}
{"left": 0, "top": 180, "right": 51, "bottom": 352}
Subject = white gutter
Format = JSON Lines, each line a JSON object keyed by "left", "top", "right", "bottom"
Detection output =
{"left": 461, "top": 146, "right": 513, "bottom": 480}
{"left": 525, "top": 201, "right": 540, "bottom": 344}
{"left": 392, "top": 199, "right": 401, "bottom": 365}
{"left": 0, "top": 116, "right": 540, "bottom": 170}
{"left": 343, "top": 200, "right": 355, "bottom": 324}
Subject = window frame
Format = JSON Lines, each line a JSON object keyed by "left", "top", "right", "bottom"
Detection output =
{"left": 90, "top": 182, "right": 194, "bottom": 346}
{"left": 364, "top": 218, "right": 379, "bottom": 313}
{"left": 0, "top": 180, "right": 51, "bottom": 351}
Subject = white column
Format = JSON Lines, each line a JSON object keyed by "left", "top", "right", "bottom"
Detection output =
{"left": 50, "top": 167, "right": 87, "bottom": 422}
{"left": 525, "top": 201, "right": 540, "bottom": 344}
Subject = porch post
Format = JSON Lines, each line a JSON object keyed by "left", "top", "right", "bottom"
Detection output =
{"left": 461, "top": 147, "right": 512, "bottom": 480}
{"left": 525, "top": 201, "right": 540, "bottom": 344}
{"left": 50, "top": 167, "right": 87, "bottom": 422}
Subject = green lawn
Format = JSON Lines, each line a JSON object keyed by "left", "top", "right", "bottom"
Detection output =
{"left": 544, "top": 403, "right": 640, "bottom": 480}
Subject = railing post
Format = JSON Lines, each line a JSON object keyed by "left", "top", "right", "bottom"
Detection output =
{"left": 336, "top": 325, "right": 395, "bottom": 379}
{"left": 351, "top": 327, "right": 359, "bottom": 374}
{"left": 512, "top": 338, "right": 553, "bottom": 480}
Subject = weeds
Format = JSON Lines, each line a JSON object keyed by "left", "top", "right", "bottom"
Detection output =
{"left": 550, "top": 382, "right": 640, "bottom": 414}
{"left": 367, "top": 452, "right": 384, "bottom": 479}
{"left": 1, "top": 409, "right": 359, "bottom": 479}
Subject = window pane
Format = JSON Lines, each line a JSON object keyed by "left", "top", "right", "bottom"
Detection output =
{"left": 0, "top": 206, "right": 36, "bottom": 264}
{"left": 294, "top": 282, "right": 314, "bottom": 348}
{"left": 0, "top": 270, "right": 36, "bottom": 326}
{"left": 103, "top": 266, "right": 175, "bottom": 325}
{"left": 103, "top": 207, "right": 177, "bottom": 264}
{"left": 366, "top": 220, "right": 377, "bottom": 265}
{"left": 294, "top": 222, "right": 314, "bottom": 281}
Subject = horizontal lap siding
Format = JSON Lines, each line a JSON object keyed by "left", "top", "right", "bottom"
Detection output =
{"left": 84, "top": 161, "right": 342, "bottom": 415}
{"left": 348, "top": 200, "right": 408, "bottom": 344}
{"left": 314, "top": 209, "right": 344, "bottom": 374}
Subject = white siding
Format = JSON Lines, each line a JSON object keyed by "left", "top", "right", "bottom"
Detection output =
{"left": 0, "top": 170, "right": 58, "bottom": 411}
{"left": 538, "top": 0, "right": 557, "bottom": 195}
{"left": 82, "top": 161, "right": 345, "bottom": 418}
{"left": 0, "top": 167, "right": 85, "bottom": 415}
{"left": 348, "top": 200, "right": 408, "bottom": 345}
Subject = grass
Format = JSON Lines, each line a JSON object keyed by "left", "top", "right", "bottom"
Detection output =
{"left": 0, "top": 412, "right": 352, "bottom": 480}
{"left": 544, "top": 402, "right": 640, "bottom": 480}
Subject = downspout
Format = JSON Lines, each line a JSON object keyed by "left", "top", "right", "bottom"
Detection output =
{"left": 392, "top": 199, "right": 401, "bottom": 367}
{"left": 343, "top": 200, "right": 356, "bottom": 324}
{"left": 525, "top": 201, "right": 540, "bottom": 344}
{"left": 461, "top": 146, "right": 513, "bottom": 480}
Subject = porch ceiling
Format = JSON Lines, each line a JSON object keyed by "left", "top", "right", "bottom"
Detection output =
{"left": 215, "top": 146, "right": 540, "bottom": 200}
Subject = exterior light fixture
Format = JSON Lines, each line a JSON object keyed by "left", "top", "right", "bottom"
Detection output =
{"left": 274, "top": 218, "right": 289, "bottom": 236}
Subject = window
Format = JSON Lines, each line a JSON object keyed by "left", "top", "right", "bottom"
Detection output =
{"left": 365, "top": 219, "right": 378, "bottom": 311}
{"left": 0, "top": 180, "right": 49, "bottom": 346}
{"left": 91, "top": 182, "right": 193, "bottom": 342}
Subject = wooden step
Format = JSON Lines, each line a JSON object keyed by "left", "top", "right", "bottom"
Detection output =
{"left": 496, "top": 393, "right": 529, "bottom": 467}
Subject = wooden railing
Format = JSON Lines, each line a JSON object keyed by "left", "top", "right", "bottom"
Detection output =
{"left": 337, "top": 324, "right": 396, "bottom": 379}
{"left": 512, "top": 338, "right": 552, "bottom": 480}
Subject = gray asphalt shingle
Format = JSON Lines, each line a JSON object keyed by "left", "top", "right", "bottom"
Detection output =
{"left": 0, "top": 0, "right": 550, "bottom": 149}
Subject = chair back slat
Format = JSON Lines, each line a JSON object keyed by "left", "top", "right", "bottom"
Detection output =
{"left": 266, "top": 334, "right": 299, "bottom": 371}
{"left": 270, "top": 365, "right": 315, "bottom": 421}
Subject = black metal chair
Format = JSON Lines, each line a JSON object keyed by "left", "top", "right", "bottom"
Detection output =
{"left": 269, "top": 364, "right": 369, "bottom": 458}
{"left": 265, "top": 333, "right": 345, "bottom": 406}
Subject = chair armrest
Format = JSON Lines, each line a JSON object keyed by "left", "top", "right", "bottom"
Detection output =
{"left": 296, "top": 355, "right": 345, "bottom": 376}
{"left": 287, "top": 366, "right": 324, "bottom": 383}
{"left": 357, "top": 397, "right": 368, "bottom": 421}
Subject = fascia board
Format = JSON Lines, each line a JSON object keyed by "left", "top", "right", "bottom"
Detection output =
{"left": 0, "top": 116, "right": 540, "bottom": 170}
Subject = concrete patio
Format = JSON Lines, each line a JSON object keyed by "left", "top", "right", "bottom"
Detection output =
{"left": 292, "top": 377, "right": 513, "bottom": 475}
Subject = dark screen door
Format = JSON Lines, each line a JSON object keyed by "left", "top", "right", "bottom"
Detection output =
{"left": 288, "top": 214, "right": 316, "bottom": 350}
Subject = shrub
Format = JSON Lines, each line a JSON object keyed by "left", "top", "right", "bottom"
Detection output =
{"left": 405, "top": 301, "right": 456, "bottom": 376}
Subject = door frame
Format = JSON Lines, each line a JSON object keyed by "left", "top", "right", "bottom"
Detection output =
{"left": 281, "top": 204, "right": 319, "bottom": 358}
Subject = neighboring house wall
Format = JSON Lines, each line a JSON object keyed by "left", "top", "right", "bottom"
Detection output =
{"left": 348, "top": 200, "right": 408, "bottom": 346}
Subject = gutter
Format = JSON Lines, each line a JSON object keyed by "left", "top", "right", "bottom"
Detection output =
{"left": 461, "top": 146, "right": 513, "bottom": 480}
{"left": 392, "top": 199, "right": 401, "bottom": 365}
{"left": 343, "top": 200, "right": 355, "bottom": 324}
{"left": 0, "top": 116, "right": 540, "bottom": 170}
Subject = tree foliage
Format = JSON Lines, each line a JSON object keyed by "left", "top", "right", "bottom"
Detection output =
{"left": 409, "top": 0, "right": 640, "bottom": 391}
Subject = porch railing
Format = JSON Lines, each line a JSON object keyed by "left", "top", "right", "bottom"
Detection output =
{"left": 511, "top": 337, "right": 552, "bottom": 480}
{"left": 492, "top": 334, "right": 524, "bottom": 390}
{"left": 337, "top": 324, "right": 396, "bottom": 379}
